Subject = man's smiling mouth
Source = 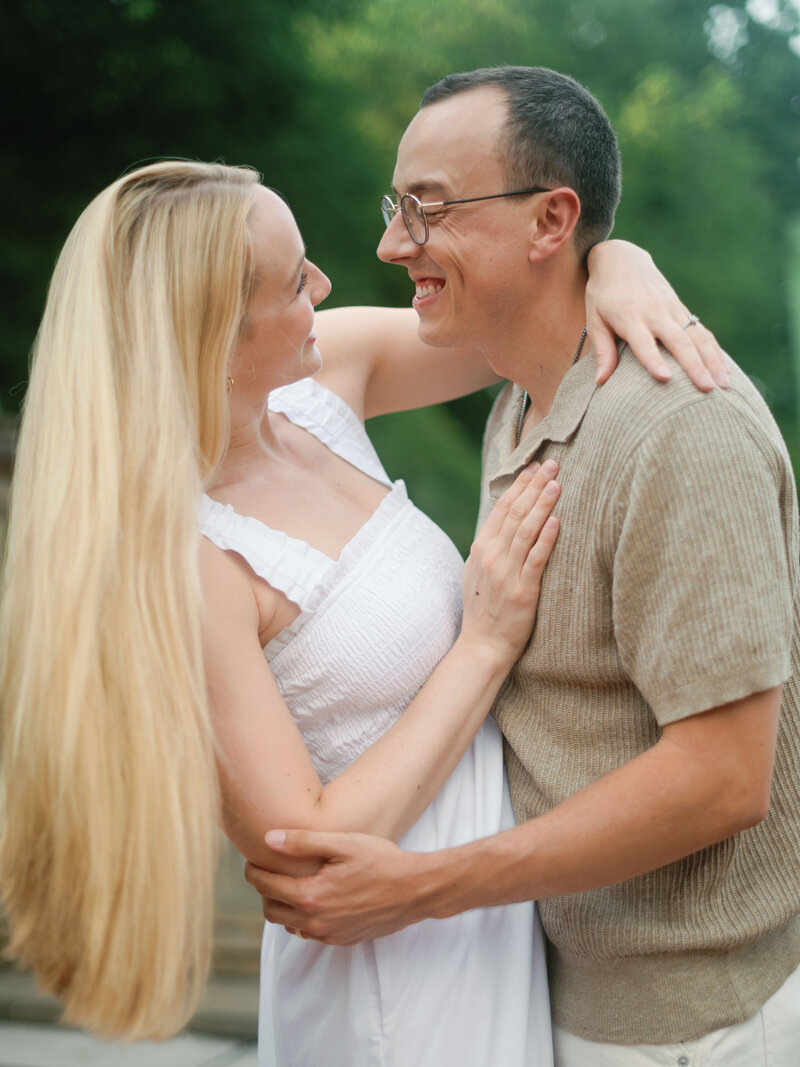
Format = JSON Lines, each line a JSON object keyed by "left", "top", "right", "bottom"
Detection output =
{"left": 414, "top": 279, "right": 445, "bottom": 299}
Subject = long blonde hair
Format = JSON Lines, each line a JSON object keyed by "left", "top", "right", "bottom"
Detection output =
{"left": 0, "top": 161, "right": 259, "bottom": 1039}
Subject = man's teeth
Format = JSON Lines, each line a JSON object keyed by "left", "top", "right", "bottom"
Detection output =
{"left": 415, "top": 283, "right": 443, "bottom": 298}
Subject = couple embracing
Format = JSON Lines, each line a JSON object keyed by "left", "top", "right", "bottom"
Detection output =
{"left": 3, "top": 66, "right": 799, "bottom": 1067}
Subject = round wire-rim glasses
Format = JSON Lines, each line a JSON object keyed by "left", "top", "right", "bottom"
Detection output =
{"left": 380, "top": 188, "right": 551, "bottom": 246}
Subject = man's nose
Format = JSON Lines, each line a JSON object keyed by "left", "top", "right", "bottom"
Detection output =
{"left": 377, "top": 212, "right": 419, "bottom": 263}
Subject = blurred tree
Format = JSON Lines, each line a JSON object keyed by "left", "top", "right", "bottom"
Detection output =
{"left": 0, "top": 0, "right": 361, "bottom": 408}
{"left": 3, "top": 0, "right": 798, "bottom": 550}
{"left": 285, "top": 0, "right": 799, "bottom": 548}
{"left": 297, "top": 0, "right": 799, "bottom": 389}
{"left": 368, "top": 400, "right": 492, "bottom": 552}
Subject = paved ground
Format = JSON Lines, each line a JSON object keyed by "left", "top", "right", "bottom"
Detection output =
{"left": 0, "top": 967, "right": 258, "bottom": 1067}
{"left": 0, "top": 1023, "right": 256, "bottom": 1067}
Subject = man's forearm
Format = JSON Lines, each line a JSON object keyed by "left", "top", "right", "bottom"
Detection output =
{"left": 411, "top": 755, "right": 743, "bottom": 919}
{"left": 251, "top": 687, "right": 779, "bottom": 943}
{"left": 409, "top": 689, "right": 779, "bottom": 920}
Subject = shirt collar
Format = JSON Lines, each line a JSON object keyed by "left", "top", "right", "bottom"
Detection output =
{"left": 489, "top": 346, "right": 602, "bottom": 490}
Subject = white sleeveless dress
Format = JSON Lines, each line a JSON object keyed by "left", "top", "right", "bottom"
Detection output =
{"left": 199, "top": 377, "right": 552, "bottom": 1067}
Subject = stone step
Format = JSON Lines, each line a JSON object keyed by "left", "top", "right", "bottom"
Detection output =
{"left": 0, "top": 965, "right": 259, "bottom": 1040}
{"left": 212, "top": 914, "right": 262, "bottom": 976}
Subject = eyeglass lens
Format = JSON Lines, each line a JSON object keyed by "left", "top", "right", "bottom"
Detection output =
{"left": 380, "top": 194, "right": 427, "bottom": 244}
{"left": 380, "top": 195, "right": 395, "bottom": 230}
{"left": 400, "top": 195, "right": 427, "bottom": 243}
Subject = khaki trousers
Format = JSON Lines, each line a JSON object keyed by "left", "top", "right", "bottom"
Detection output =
{"left": 553, "top": 961, "right": 800, "bottom": 1067}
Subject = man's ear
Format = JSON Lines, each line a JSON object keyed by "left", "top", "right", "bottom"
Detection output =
{"left": 527, "top": 188, "right": 582, "bottom": 263}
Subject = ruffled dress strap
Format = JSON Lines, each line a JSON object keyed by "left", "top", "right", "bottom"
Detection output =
{"left": 198, "top": 495, "right": 336, "bottom": 614}
{"left": 198, "top": 377, "right": 395, "bottom": 615}
{"left": 269, "top": 377, "right": 392, "bottom": 487}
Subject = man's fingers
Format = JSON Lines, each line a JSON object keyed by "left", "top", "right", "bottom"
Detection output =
{"left": 262, "top": 898, "right": 306, "bottom": 927}
{"left": 244, "top": 868, "right": 328, "bottom": 938}
{"left": 244, "top": 863, "right": 304, "bottom": 903}
{"left": 264, "top": 827, "right": 350, "bottom": 860}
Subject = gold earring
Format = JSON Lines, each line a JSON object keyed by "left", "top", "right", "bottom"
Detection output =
{"left": 226, "top": 376, "right": 235, "bottom": 392}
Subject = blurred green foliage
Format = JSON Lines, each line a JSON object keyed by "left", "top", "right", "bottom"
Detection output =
{"left": 2, "top": 0, "right": 799, "bottom": 553}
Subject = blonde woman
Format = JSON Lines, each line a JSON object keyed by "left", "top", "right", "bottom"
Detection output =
{"left": 0, "top": 162, "right": 724, "bottom": 1063}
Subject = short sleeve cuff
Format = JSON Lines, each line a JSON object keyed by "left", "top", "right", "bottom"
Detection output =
{"left": 649, "top": 652, "right": 791, "bottom": 726}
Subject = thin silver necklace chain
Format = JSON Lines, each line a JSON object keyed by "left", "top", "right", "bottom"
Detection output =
{"left": 515, "top": 325, "right": 588, "bottom": 448}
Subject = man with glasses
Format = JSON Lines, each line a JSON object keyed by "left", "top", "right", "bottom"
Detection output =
{"left": 248, "top": 67, "right": 800, "bottom": 1064}
{"left": 380, "top": 186, "right": 553, "bottom": 244}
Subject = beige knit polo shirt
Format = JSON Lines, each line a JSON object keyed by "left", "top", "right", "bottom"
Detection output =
{"left": 479, "top": 345, "right": 800, "bottom": 1045}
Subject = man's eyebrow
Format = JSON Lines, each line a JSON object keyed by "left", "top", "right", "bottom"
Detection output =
{"left": 391, "top": 181, "right": 447, "bottom": 199}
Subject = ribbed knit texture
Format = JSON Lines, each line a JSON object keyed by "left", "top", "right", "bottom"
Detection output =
{"left": 480, "top": 345, "right": 800, "bottom": 1044}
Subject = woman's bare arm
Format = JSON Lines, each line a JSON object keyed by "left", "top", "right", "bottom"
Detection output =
{"left": 314, "top": 242, "right": 728, "bottom": 420}
{"left": 200, "top": 463, "right": 560, "bottom": 867}
{"left": 313, "top": 305, "right": 496, "bottom": 420}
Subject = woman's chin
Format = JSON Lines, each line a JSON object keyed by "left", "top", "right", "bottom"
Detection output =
{"left": 303, "top": 348, "right": 323, "bottom": 376}
{"left": 276, "top": 350, "right": 322, "bottom": 388}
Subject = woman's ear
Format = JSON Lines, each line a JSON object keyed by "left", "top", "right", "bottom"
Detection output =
{"left": 527, "top": 188, "right": 582, "bottom": 263}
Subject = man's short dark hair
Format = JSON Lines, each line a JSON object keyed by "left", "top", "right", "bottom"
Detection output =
{"left": 420, "top": 66, "right": 621, "bottom": 258}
